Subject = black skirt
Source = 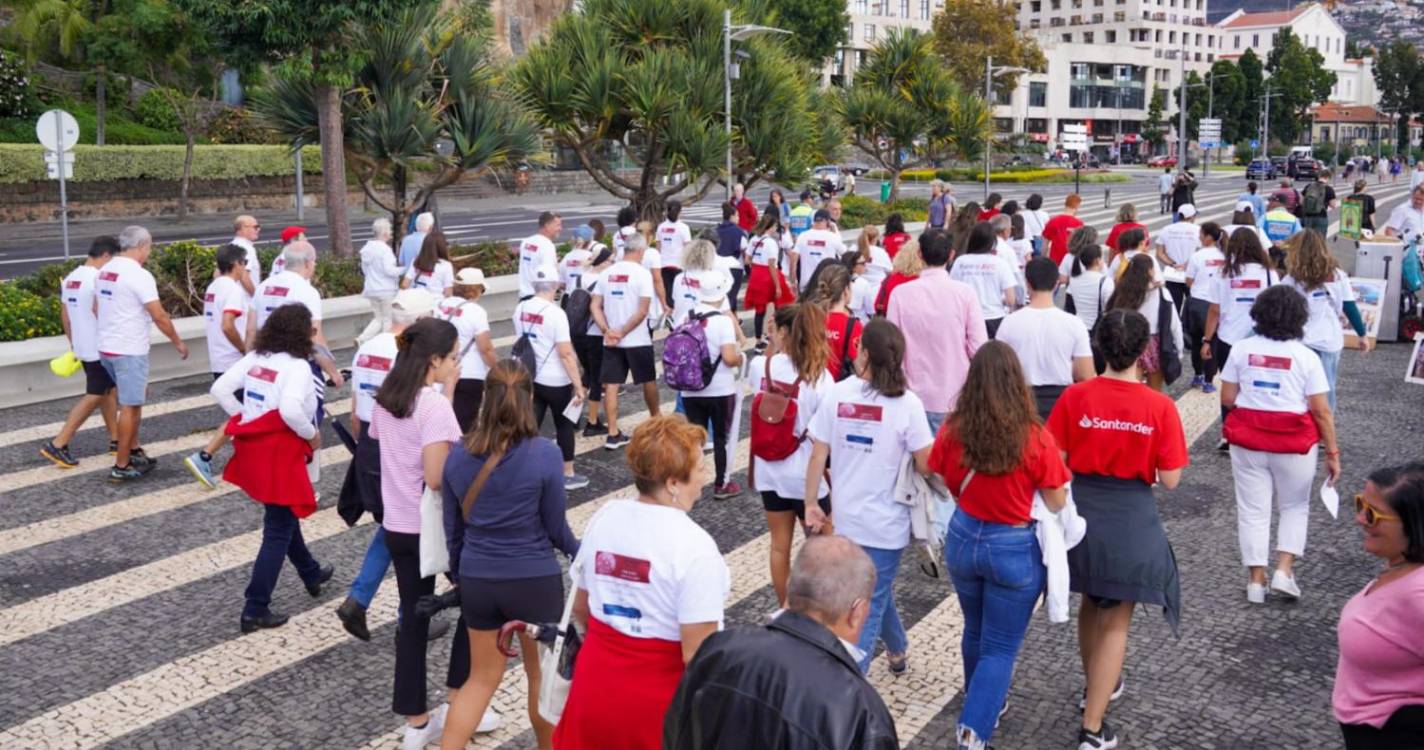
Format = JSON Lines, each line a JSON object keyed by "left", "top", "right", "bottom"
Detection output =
{"left": 1068, "top": 473, "right": 1181, "bottom": 636}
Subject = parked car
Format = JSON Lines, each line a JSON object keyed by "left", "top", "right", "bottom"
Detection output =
{"left": 1146, "top": 155, "right": 1177, "bottom": 168}
{"left": 811, "top": 165, "right": 843, "bottom": 190}
{"left": 1246, "top": 157, "right": 1277, "bottom": 181}
{"left": 1270, "top": 155, "right": 1288, "bottom": 173}
{"left": 1288, "top": 155, "right": 1319, "bottom": 179}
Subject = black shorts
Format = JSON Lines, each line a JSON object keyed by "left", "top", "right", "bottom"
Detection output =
{"left": 761, "top": 491, "right": 831, "bottom": 522}
{"left": 458, "top": 574, "right": 564, "bottom": 631}
{"left": 211, "top": 371, "right": 244, "bottom": 403}
{"left": 83, "top": 359, "right": 115, "bottom": 396}
{"left": 600, "top": 345, "right": 657, "bottom": 386}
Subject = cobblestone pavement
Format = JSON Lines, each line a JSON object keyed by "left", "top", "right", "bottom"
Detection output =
{"left": 1, "top": 177, "right": 1419, "bottom": 750}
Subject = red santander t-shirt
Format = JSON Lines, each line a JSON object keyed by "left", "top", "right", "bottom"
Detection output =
{"left": 1046, "top": 377, "right": 1189, "bottom": 485}
{"left": 824, "top": 311, "right": 862, "bottom": 381}
{"left": 1041, "top": 214, "right": 1085, "bottom": 265}
{"left": 1106, "top": 221, "right": 1148, "bottom": 252}
{"left": 884, "top": 232, "right": 911, "bottom": 260}
{"left": 929, "top": 425, "right": 1072, "bottom": 525}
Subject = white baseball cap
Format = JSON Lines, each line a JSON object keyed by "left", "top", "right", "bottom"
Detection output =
{"left": 1234, "top": 200, "right": 1254, "bottom": 213}
{"left": 454, "top": 267, "right": 486, "bottom": 287}
{"left": 391, "top": 288, "right": 437, "bottom": 317}
{"left": 1178, "top": 203, "right": 1198, "bottom": 218}
{"left": 692, "top": 270, "right": 732, "bottom": 302}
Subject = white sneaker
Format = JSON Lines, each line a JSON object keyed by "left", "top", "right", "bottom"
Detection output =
{"left": 476, "top": 705, "right": 504, "bottom": 734}
{"left": 1270, "top": 570, "right": 1301, "bottom": 600}
{"left": 1246, "top": 582, "right": 1267, "bottom": 604}
{"left": 402, "top": 704, "right": 447, "bottom": 750}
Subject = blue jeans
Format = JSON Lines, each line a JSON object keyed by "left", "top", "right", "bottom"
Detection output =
{"left": 944, "top": 510, "right": 1046, "bottom": 742}
{"left": 243, "top": 504, "right": 322, "bottom": 619}
{"left": 1312, "top": 347, "right": 1341, "bottom": 412}
{"left": 856, "top": 545, "right": 909, "bottom": 673}
{"left": 99, "top": 354, "right": 150, "bottom": 406}
{"left": 349, "top": 525, "right": 391, "bottom": 609}
{"left": 926, "top": 411, "right": 948, "bottom": 437}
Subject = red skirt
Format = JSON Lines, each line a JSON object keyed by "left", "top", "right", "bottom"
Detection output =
{"left": 552, "top": 617, "right": 685, "bottom": 750}
{"left": 743, "top": 264, "right": 795, "bottom": 313}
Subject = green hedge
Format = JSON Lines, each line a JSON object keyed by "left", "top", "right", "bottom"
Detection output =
{"left": 0, "top": 282, "right": 63, "bottom": 342}
{"left": 0, "top": 144, "right": 322, "bottom": 184}
{"left": 837, "top": 195, "right": 930, "bottom": 230}
{"left": 0, "top": 99, "right": 188, "bottom": 145}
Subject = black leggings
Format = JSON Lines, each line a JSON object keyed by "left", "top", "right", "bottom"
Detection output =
{"left": 1182, "top": 298, "right": 1216, "bottom": 381}
{"left": 453, "top": 378, "right": 484, "bottom": 433}
{"left": 682, "top": 394, "right": 733, "bottom": 486}
{"left": 386, "top": 530, "right": 434, "bottom": 716}
{"left": 1341, "top": 705, "right": 1424, "bottom": 749}
{"left": 727, "top": 267, "right": 745, "bottom": 312}
{"left": 572, "top": 334, "right": 604, "bottom": 403}
{"left": 754, "top": 311, "right": 767, "bottom": 340}
{"left": 1212, "top": 336, "right": 1234, "bottom": 425}
{"left": 533, "top": 382, "right": 576, "bottom": 462}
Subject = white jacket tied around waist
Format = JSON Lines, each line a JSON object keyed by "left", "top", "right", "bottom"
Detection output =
{"left": 1033, "top": 490, "right": 1087, "bottom": 624}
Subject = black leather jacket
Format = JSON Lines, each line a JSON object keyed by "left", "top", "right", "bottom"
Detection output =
{"left": 663, "top": 611, "right": 899, "bottom": 750}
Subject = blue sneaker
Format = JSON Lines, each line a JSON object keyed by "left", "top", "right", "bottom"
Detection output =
{"left": 1190, "top": 375, "right": 1205, "bottom": 388}
{"left": 184, "top": 451, "right": 217, "bottom": 489}
{"left": 1201, "top": 382, "right": 1217, "bottom": 394}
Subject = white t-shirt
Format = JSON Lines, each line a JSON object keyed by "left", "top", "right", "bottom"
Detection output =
{"left": 641, "top": 247, "right": 666, "bottom": 322}
{"left": 560, "top": 247, "right": 592, "bottom": 292}
{"left": 598, "top": 260, "right": 656, "bottom": 349}
{"left": 807, "top": 376, "right": 934, "bottom": 550}
{"left": 1283, "top": 270, "right": 1355, "bottom": 353}
{"left": 670, "top": 269, "right": 733, "bottom": 328}
{"left": 1057, "top": 252, "right": 1078, "bottom": 280}
{"left": 849, "top": 276, "right": 874, "bottom": 322}
{"left": 1108, "top": 248, "right": 1163, "bottom": 278}
{"left": 1203, "top": 263, "right": 1274, "bottom": 345}
{"left": 1023, "top": 209, "right": 1049, "bottom": 240}
{"left": 1067, "top": 269, "right": 1115, "bottom": 330}
{"left": 612, "top": 227, "right": 635, "bottom": 260}
{"left": 863, "top": 244, "right": 893, "bottom": 287}
{"left": 437, "top": 297, "right": 492, "bottom": 380}
{"left": 95, "top": 255, "right": 160, "bottom": 357}
{"left": 211, "top": 351, "right": 317, "bottom": 439}
{"left": 203, "top": 275, "right": 249, "bottom": 373}
{"left": 995, "top": 306, "right": 1092, "bottom": 386}
{"left": 1224, "top": 224, "right": 1271, "bottom": 249}
{"left": 747, "top": 354, "right": 834, "bottom": 500}
{"left": 231, "top": 237, "right": 262, "bottom": 289}
{"left": 1220, "top": 336, "right": 1329, "bottom": 413}
{"left": 1185, "top": 247, "right": 1227, "bottom": 302}
{"left": 748, "top": 235, "right": 781, "bottom": 267}
{"left": 253, "top": 270, "right": 323, "bottom": 330}
{"left": 950, "top": 253, "right": 1019, "bottom": 320}
{"left": 794, "top": 229, "right": 847, "bottom": 291}
{"left": 512, "top": 297, "right": 572, "bottom": 387}
{"left": 680, "top": 303, "right": 738, "bottom": 398}
{"left": 1157, "top": 221, "right": 1201, "bottom": 267}
{"left": 574, "top": 499, "right": 729, "bottom": 641}
{"left": 350, "top": 333, "right": 398, "bottom": 424}
{"left": 1385, "top": 202, "right": 1424, "bottom": 244}
{"left": 517, "top": 234, "right": 558, "bottom": 298}
{"left": 61, "top": 265, "right": 101, "bottom": 361}
{"left": 657, "top": 220, "right": 693, "bottom": 268}
{"left": 403, "top": 259, "right": 454, "bottom": 295}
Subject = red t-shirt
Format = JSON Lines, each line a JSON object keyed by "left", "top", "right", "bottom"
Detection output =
{"left": 1041, "top": 214, "right": 1084, "bottom": 265}
{"left": 884, "top": 232, "right": 911, "bottom": 259}
{"left": 825, "top": 311, "right": 862, "bottom": 380}
{"left": 1106, "top": 222, "right": 1148, "bottom": 252}
{"left": 929, "top": 425, "right": 1071, "bottom": 525}
{"left": 978, "top": 209, "right": 1001, "bottom": 222}
{"left": 874, "top": 272, "right": 916, "bottom": 316}
{"left": 1045, "top": 377, "right": 1189, "bottom": 485}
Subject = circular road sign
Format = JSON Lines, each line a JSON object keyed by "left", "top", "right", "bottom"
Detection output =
{"left": 36, "top": 109, "right": 81, "bottom": 152}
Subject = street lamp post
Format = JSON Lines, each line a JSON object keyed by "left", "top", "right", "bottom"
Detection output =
{"left": 1176, "top": 44, "right": 1187, "bottom": 178}
{"left": 723, "top": 11, "right": 790, "bottom": 203}
{"left": 985, "top": 56, "right": 1029, "bottom": 199}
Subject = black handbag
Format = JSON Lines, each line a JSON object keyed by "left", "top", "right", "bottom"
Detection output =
{"left": 1156, "top": 288, "right": 1183, "bottom": 385}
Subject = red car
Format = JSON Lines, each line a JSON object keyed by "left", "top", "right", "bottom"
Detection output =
{"left": 1146, "top": 155, "right": 1177, "bottom": 168}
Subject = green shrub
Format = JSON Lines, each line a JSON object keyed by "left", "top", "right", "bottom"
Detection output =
{"left": 204, "top": 108, "right": 281, "bottom": 145}
{"left": 134, "top": 88, "right": 182, "bottom": 132}
{"left": 451, "top": 240, "right": 519, "bottom": 276}
{"left": 13, "top": 259, "right": 82, "bottom": 298}
{"left": 0, "top": 143, "right": 321, "bottom": 183}
{"left": 312, "top": 255, "right": 365, "bottom": 299}
{"left": 0, "top": 49, "right": 36, "bottom": 119}
{"left": 0, "top": 282, "right": 63, "bottom": 342}
{"left": 0, "top": 98, "right": 187, "bottom": 145}
{"left": 836, "top": 195, "right": 929, "bottom": 230}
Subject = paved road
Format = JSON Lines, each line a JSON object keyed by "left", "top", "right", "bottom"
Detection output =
{"left": 0, "top": 175, "right": 1418, "bottom": 749}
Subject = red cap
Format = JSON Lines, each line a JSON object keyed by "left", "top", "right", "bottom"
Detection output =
{"left": 280, "top": 226, "right": 307, "bottom": 244}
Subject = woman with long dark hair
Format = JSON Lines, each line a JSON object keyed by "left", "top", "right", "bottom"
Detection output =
{"left": 805, "top": 263, "right": 862, "bottom": 381}
{"left": 765, "top": 187, "right": 790, "bottom": 228}
{"left": 1066, "top": 243, "right": 1114, "bottom": 331}
{"left": 1059, "top": 225, "right": 1102, "bottom": 285}
{"left": 951, "top": 223, "right": 1019, "bottom": 339}
{"left": 571, "top": 245, "right": 616, "bottom": 436}
{"left": 369, "top": 317, "right": 464, "bottom": 748}
{"left": 1283, "top": 229, "right": 1372, "bottom": 410}
{"left": 749, "top": 303, "right": 834, "bottom": 605}
{"left": 930, "top": 341, "right": 1070, "bottom": 750}
{"left": 404, "top": 230, "right": 455, "bottom": 297}
{"left": 213, "top": 303, "right": 331, "bottom": 634}
{"left": 1046, "top": 309, "right": 1188, "bottom": 750}
{"left": 883, "top": 213, "right": 912, "bottom": 259}
{"left": 1202, "top": 227, "right": 1275, "bottom": 450}
{"left": 804, "top": 319, "right": 935, "bottom": 674}
{"left": 1105, "top": 254, "right": 1182, "bottom": 391}
{"left": 440, "top": 360, "right": 579, "bottom": 750}
{"left": 1022, "top": 193, "right": 1049, "bottom": 257}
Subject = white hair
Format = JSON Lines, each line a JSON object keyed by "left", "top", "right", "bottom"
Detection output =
{"left": 372, "top": 218, "right": 393, "bottom": 240}
{"left": 414, "top": 212, "right": 435, "bottom": 233}
{"left": 929, "top": 179, "right": 944, "bottom": 190}
{"left": 623, "top": 233, "right": 648, "bottom": 254}
{"left": 118, "top": 225, "right": 152, "bottom": 251}
{"left": 990, "top": 214, "right": 1012, "bottom": 233}
{"left": 533, "top": 280, "right": 561, "bottom": 295}
{"left": 281, "top": 242, "right": 316, "bottom": 270}
{"left": 390, "top": 307, "right": 424, "bottom": 327}
{"left": 787, "top": 536, "right": 876, "bottom": 623}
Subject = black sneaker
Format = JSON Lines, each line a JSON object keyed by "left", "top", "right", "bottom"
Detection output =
{"left": 305, "top": 563, "right": 335, "bottom": 597}
{"left": 40, "top": 441, "right": 78, "bottom": 469}
{"left": 604, "top": 433, "right": 630, "bottom": 450}
{"left": 108, "top": 464, "right": 146, "bottom": 483}
{"left": 130, "top": 448, "right": 157, "bottom": 469}
{"left": 582, "top": 422, "right": 609, "bottom": 438}
{"left": 1216, "top": 438, "right": 1230, "bottom": 453}
{"left": 240, "top": 611, "right": 290, "bottom": 634}
{"left": 1077, "top": 721, "right": 1119, "bottom": 750}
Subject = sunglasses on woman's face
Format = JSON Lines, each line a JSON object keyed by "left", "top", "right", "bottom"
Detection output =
{"left": 1355, "top": 494, "right": 1401, "bottom": 527}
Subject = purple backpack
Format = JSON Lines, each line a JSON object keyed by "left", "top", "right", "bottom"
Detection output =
{"left": 662, "top": 312, "right": 718, "bottom": 392}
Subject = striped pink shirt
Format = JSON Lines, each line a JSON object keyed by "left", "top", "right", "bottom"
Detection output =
{"left": 370, "top": 387, "right": 462, "bottom": 534}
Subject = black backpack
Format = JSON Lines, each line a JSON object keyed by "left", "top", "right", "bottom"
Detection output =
{"left": 564, "top": 279, "right": 595, "bottom": 336}
{"left": 511, "top": 301, "right": 555, "bottom": 376}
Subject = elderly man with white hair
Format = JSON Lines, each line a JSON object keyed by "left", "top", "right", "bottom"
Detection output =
{"left": 250, "top": 240, "right": 344, "bottom": 400}
{"left": 95, "top": 225, "right": 190, "bottom": 481}
{"left": 357, "top": 217, "right": 404, "bottom": 344}
{"left": 399, "top": 212, "right": 435, "bottom": 271}
{"left": 230, "top": 214, "right": 263, "bottom": 293}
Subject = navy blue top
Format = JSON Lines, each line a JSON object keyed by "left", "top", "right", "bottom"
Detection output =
{"left": 442, "top": 437, "right": 579, "bottom": 580}
{"left": 715, "top": 220, "right": 746, "bottom": 259}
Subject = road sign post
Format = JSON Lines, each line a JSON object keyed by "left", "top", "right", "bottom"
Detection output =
{"left": 1198, "top": 118, "right": 1221, "bottom": 178}
{"left": 1061, "top": 124, "right": 1089, "bottom": 194}
{"left": 37, "top": 110, "right": 80, "bottom": 260}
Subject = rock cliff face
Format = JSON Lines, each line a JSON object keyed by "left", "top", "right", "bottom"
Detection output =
{"left": 490, "top": 0, "right": 573, "bottom": 57}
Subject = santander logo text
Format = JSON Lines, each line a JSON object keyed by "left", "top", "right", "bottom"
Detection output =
{"left": 1078, "top": 414, "right": 1154, "bottom": 435}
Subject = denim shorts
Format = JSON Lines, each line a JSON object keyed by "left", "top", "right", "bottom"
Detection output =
{"left": 100, "top": 354, "right": 150, "bottom": 407}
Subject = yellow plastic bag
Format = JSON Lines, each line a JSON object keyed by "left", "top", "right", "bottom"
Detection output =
{"left": 50, "top": 351, "right": 83, "bottom": 378}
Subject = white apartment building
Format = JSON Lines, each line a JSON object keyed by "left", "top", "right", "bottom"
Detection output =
{"left": 1216, "top": 4, "right": 1378, "bottom": 107}
{"left": 829, "top": 0, "right": 944, "bottom": 85}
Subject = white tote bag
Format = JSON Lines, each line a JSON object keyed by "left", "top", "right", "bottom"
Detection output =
{"left": 418, "top": 485, "right": 450, "bottom": 578}
{"left": 537, "top": 561, "right": 582, "bottom": 725}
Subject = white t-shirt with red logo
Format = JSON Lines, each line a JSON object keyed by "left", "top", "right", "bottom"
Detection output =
{"left": 574, "top": 499, "right": 729, "bottom": 641}
{"left": 517, "top": 233, "right": 558, "bottom": 298}
{"left": 657, "top": 220, "right": 692, "bottom": 269}
{"left": 598, "top": 261, "right": 656, "bottom": 349}
{"left": 748, "top": 235, "right": 781, "bottom": 267}
{"left": 1156, "top": 221, "right": 1201, "bottom": 267}
{"left": 95, "top": 255, "right": 161, "bottom": 357}
{"left": 950, "top": 252, "right": 1020, "bottom": 321}
{"left": 1203, "top": 263, "right": 1274, "bottom": 345}
{"left": 1220, "top": 336, "right": 1329, "bottom": 413}
{"left": 350, "top": 333, "right": 398, "bottom": 423}
{"left": 61, "top": 265, "right": 101, "bottom": 361}
{"left": 403, "top": 259, "right": 454, "bottom": 296}
{"left": 203, "top": 275, "right": 249, "bottom": 374}
{"left": 512, "top": 298, "right": 572, "bottom": 387}
{"left": 747, "top": 353, "right": 834, "bottom": 500}
{"left": 211, "top": 351, "right": 317, "bottom": 438}
{"left": 560, "top": 247, "right": 591, "bottom": 292}
{"left": 1185, "top": 246, "right": 1226, "bottom": 302}
{"left": 253, "top": 270, "right": 323, "bottom": 330}
{"left": 1283, "top": 270, "right": 1355, "bottom": 353}
{"left": 794, "top": 228, "right": 847, "bottom": 291}
{"left": 669, "top": 269, "right": 733, "bottom": 328}
{"left": 807, "top": 376, "right": 934, "bottom": 550}
{"left": 437, "top": 297, "right": 492, "bottom": 381}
